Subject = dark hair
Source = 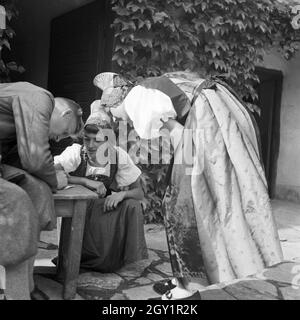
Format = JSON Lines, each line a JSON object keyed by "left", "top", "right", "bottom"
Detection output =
{"left": 84, "top": 122, "right": 113, "bottom": 135}
{"left": 84, "top": 124, "right": 100, "bottom": 134}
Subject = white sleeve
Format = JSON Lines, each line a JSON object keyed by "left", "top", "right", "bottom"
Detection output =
{"left": 115, "top": 147, "right": 141, "bottom": 188}
{"left": 54, "top": 143, "right": 82, "bottom": 173}
{"left": 124, "top": 85, "right": 177, "bottom": 140}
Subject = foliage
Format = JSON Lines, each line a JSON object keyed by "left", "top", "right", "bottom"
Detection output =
{"left": 139, "top": 164, "right": 168, "bottom": 224}
{"left": 111, "top": 0, "right": 300, "bottom": 223}
{"left": 111, "top": 0, "right": 300, "bottom": 99}
{"left": 0, "top": 0, "right": 24, "bottom": 82}
{"left": 124, "top": 129, "right": 170, "bottom": 223}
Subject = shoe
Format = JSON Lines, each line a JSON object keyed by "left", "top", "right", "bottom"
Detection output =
{"left": 149, "top": 290, "right": 201, "bottom": 301}
{"left": 38, "top": 241, "right": 58, "bottom": 250}
{"left": 30, "top": 286, "right": 50, "bottom": 300}
{"left": 153, "top": 279, "right": 176, "bottom": 295}
{"left": 51, "top": 256, "right": 58, "bottom": 266}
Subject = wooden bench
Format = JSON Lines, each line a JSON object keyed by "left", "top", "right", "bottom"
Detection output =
{"left": 53, "top": 185, "right": 98, "bottom": 300}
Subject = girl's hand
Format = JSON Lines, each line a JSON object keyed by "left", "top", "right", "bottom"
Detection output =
{"left": 84, "top": 179, "right": 107, "bottom": 197}
{"left": 104, "top": 191, "right": 126, "bottom": 212}
{"left": 56, "top": 170, "right": 68, "bottom": 190}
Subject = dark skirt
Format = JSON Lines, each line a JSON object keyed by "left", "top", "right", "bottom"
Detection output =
{"left": 81, "top": 198, "right": 148, "bottom": 273}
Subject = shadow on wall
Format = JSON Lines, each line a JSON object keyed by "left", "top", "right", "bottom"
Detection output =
{"left": 14, "top": 0, "right": 95, "bottom": 87}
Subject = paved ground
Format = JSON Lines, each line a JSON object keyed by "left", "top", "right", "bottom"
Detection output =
{"left": 34, "top": 199, "right": 300, "bottom": 300}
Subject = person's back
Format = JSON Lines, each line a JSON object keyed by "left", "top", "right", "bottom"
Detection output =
{"left": 0, "top": 81, "right": 83, "bottom": 299}
{"left": 0, "top": 81, "right": 56, "bottom": 187}
{"left": 0, "top": 81, "right": 53, "bottom": 134}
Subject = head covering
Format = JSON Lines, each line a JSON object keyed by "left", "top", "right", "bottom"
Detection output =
{"left": 93, "top": 72, "right": 133, "bottom": 109}
{"left": 85, "top": 101, "right": 113, "bottom": 130}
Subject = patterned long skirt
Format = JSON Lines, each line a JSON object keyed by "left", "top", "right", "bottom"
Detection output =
{"left": 163, "top": 82, "right": 283, "bottom": 284}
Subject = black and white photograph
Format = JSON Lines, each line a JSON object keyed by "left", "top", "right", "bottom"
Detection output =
{"left": 1, "top": 0, "right": 300, "bottom": 306}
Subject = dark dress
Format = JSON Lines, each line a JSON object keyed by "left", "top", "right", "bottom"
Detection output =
{"left": 71, "top": 147, "right": 148, "bottom": 272}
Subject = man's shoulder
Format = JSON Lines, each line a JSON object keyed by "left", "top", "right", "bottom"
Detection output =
{"left": 0, "top": 81, "right": 53, "bottom": 97}
{"left": 17, "top": 82, "right": 52, "bottom": 95}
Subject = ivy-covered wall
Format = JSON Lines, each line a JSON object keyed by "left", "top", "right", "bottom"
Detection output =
{"left": 110, "top": 0, "right": 300, "bottom": 219}
{"left": 111, "top": 0, "right": 299, "bottom": 100}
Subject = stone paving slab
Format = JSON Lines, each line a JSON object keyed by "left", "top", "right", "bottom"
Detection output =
{"left": 146, "top": 272, "right": 165, "bottom": 282}
{"left": 153, "top": 262, "right": 173, "bottom": 277}
{"left": 255, "top": 261, "right": 300, "bottom": 285}
{"left": 34, "top": 275, "right": 84, "bottom": 300}
{"left": 135, "top": 277, "right": 152, "bottom": 285}
{"left": 279, "top": 285, "right": 300, "bottom": 300}
{"left": 199, "top": 288, "right": 237, "bottom": 300}
{"left": 31, "top": 200, "right": 300, "bottom": 300}
{"left": 123, "top": 284, "right": 160, "bottom": 300}
{"left": 110, "top": 293, "right": 127, "bottom": 300}
{"left": 77, "top": 272, "right": 124, "bottom": 290}
{"left": 221, "top": 280, "right": 279, "bottom": 300}
{"left": 115, "top": 259, "right": 153, "bottom": 279}
{"left": 197, "top": 262, "right": 300, "bottom": 300}
{"left": 280, "top": 242, "right": 300, "bottom": 262}
{"left": 144, "top": 225, "right": 168, "bottom": 252}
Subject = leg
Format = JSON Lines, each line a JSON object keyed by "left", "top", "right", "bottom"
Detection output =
{"left": 2, "top": 166, "right": 55, "bottom": 299}
{"left": 62, "top": 200, "right": 87, "bottom": 300}
{"left": 0, "top": 177, "right": 38, "bottom": 267}
{"left": 121, "top": 199, "right": 148, "bottom": 264}
{"left": 2, "top": 165, "right": 56, "bottom": 232}
{"left": 6, "top": 260, "right": 30, "bottom": 300}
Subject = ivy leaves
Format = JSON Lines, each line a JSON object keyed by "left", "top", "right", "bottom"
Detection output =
{"left": 111, "top": 0, "right": 300, "bottom": 222}
{"left": 112, "top": 0, "right": 299, "bottom": 100}
{"left": 0, "top": 0, "right": 24, "bottom": 82}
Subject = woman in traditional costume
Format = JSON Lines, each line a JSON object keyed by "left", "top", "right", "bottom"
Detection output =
{"left": 93, "top": 71, "right": 283, "bottom": 300}
{"left": 54, "top": 109, "right": 148, "bottom": 272}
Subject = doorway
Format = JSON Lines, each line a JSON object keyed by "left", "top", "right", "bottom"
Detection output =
{"left": 48, "top": 0, "right": 114, "bottom": 155}
{"left": 253, "top": 67, "right": 283, "bottom": 197}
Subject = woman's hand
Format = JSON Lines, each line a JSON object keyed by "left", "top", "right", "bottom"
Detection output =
{"left": 56, "top": 170, "right": 68, "bottom": 190}
{"left": 84, "top": 179, "right": 107, "bottom": 198}
{"left": 104, "top": 191, "right": 126, "bottom": 212}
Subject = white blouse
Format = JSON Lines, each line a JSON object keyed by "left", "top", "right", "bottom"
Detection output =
{"left": 54, "top": 144, "right": 141, "bottom": 188}
{"left": 124, "top": 85, "right": 177, "bottom": 140}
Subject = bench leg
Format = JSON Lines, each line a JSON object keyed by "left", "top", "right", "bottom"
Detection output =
{"left": 58, "top": 200, "right": 87, "bottom": 300}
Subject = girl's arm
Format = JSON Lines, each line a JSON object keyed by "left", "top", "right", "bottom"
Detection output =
{"left": 67, "top": 175, "right": 88, "bottom": 187}
{"left": 122, "top": 177, "right": 144, "bottom": 201}
{"left": 103, "top": 177, "right": 144, "bottom": 212}
{"left": 54, "top": 163, "right": 87, "bottom": 189}
{"left": 67, "top": 175, "right": 107, "bottom": 197}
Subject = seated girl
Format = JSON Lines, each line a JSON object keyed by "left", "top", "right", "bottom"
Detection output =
{"left": 54, "top": 109, "right": 148, "bottom": 272}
